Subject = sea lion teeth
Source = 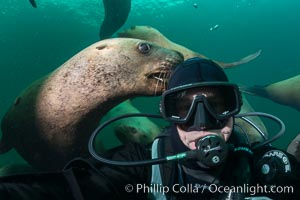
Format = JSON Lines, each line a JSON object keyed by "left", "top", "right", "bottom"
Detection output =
{"left": 146, "top": 69, "right": 171, "bottom": 82}
{"left": 153, "top": 76, "right": 164, "bottom": 82}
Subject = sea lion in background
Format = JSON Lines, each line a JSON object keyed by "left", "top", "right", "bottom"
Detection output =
{"left": 0, "top": 38, "right": 183, "bottom": 170}
{"left": 240, "top": 75, "right": 300, "bottom": 112}
{"left": 100, "top": 0, "right": 131, "bottom": 39}
{"left": 235, "top": 96, "right": 268, "bottom": 143}
{"left": 119, "top": 25, "right": 267, "bottom": 143}
{"left": 29, "top": 0, "right": 37, "bottom": 8}
{"left": 103, "top": 99, "right": 161, "bottom": 146}
{"left": 287, "top": 133, "right": 300, "bottom": 162}
{"left": 118, "top": 25, "right": 262, "bottom": 69}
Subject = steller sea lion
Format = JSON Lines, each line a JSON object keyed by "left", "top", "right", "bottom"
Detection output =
{"left": 104, "top": 99, "right": 161, "bottom": 146}
{"left": 118, "top": 25, "right": 262, "bottom": 69}
{"left": 118, "top": 25, "right": 267, "bottom": 143}
{"left": 240, "top": 74, "right": 300, "bottom": 112}
{"left": 0, "top": 38, "right": 183, "bottom": 170}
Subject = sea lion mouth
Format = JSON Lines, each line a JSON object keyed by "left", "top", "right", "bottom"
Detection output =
{"left": 145, "top": 68, "right": 172, "bottom": 96}
{"left": 146, "top": 54, "right": 183, "bottom": 95}
{"left": 146, "top": 69, "right": 171, "bottom": 83}
{"left": 146, "top": 55, "right": 183, "bottom": 82}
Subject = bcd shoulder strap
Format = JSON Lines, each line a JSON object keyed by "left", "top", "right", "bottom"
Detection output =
{"left": 150, "top": 129, "right": 177, "bottom": 199}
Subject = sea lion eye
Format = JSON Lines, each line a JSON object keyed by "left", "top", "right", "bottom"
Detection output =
{"left": 138, "top": 43, "right": 151, "bottom": 54}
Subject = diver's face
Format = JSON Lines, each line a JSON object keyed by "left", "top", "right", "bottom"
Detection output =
{"left": 176, "top": 117, "right": 233, "bottom": 150}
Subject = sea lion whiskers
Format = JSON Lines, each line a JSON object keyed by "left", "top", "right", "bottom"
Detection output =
{"left": 152, "top": 54, "right": 182, "bottom": 95}
{"left": 153, "top": 66, "right": 171, "bottom": 95}
{"left": 145, "top": 60, "right": 176, "bottom": 96}
{"left": 154, "top": 74, "right": 163, "bottom": 96}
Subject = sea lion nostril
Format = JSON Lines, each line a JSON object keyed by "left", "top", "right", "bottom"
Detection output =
{"left": 176, "top": 51, "right": 184, "bottom": 61}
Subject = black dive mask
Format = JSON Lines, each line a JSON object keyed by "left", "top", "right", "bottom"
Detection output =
{"left": 161, "top": 82, "right": 242, "bottom": 131}
{"left": 178, "top": 100, "right": 228, "bottom": 131}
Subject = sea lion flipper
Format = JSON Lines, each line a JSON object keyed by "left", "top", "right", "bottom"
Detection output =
{"left": 99, "top": 0, "right": 131, "bottom": 39}
{"left": 215, "top": 49, "right": 262, "bottom": 69}
{"left": 29, "top": 0, "right": 37, "bottom": 8}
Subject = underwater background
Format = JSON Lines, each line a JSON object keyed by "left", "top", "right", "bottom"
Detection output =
{"left": 0, "top": 0, "right": 299, "bottom": 168}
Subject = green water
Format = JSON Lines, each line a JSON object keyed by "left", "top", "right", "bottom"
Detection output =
{"left": 0, "top": 0, "right": 299, "bottom": 167}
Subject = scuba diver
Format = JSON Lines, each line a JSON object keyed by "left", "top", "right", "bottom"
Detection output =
{"left": 0, "top": 58, "right": 299, "bottom": 200}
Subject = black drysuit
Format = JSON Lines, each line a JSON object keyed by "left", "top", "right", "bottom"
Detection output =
{"left": 0, "top": 128, "right": 299, "bottom": 200}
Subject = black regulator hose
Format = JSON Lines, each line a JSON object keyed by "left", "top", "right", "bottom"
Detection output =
{"left": 235, "top": 112, "right": 285, "bottom": 149}
{"left": 88, "top": 112, "right": 285, "bottom": 167}
{"left": 88, "top": 113, "right": 194, "bottom": 166}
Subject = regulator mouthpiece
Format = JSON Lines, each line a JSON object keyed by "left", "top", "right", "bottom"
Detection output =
{"left": 195, "top": 135, "right": 228, "bottom": 167}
